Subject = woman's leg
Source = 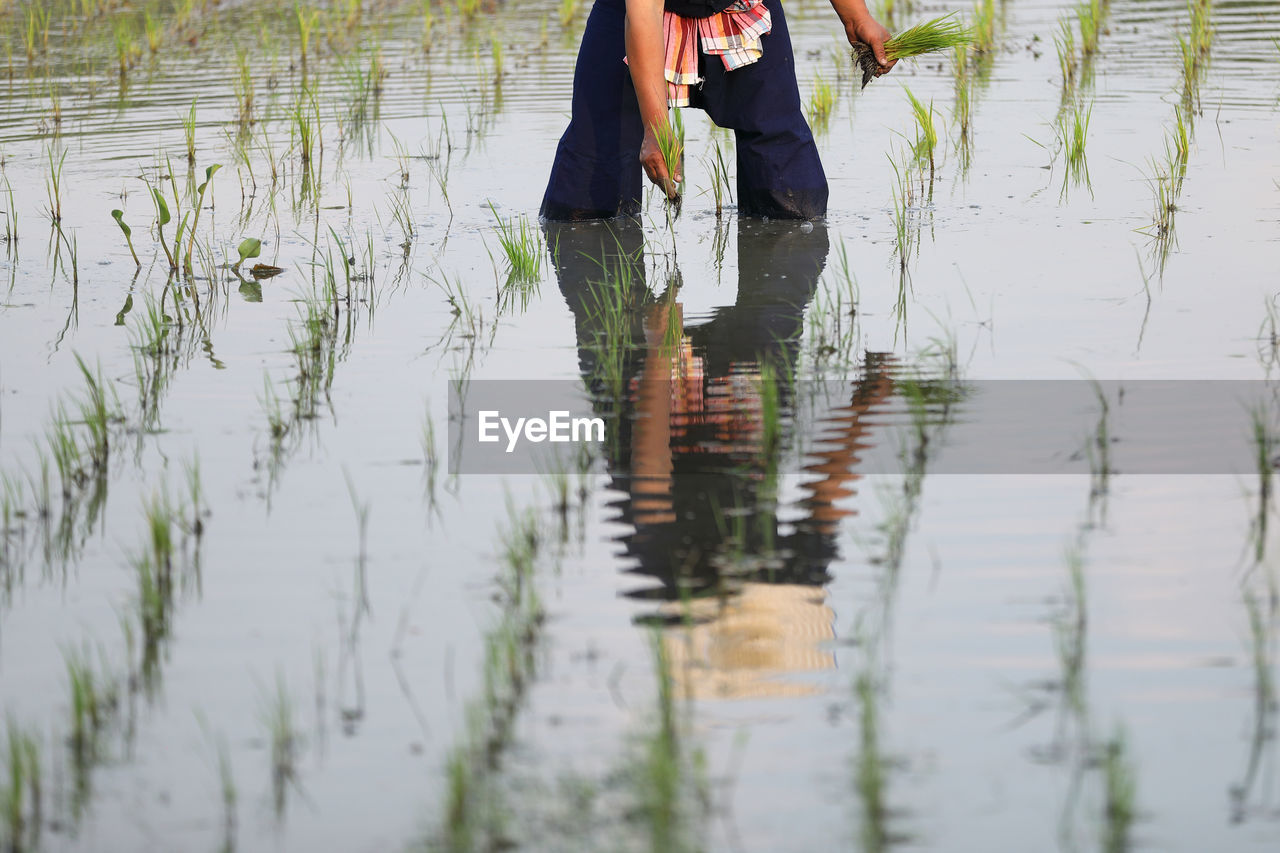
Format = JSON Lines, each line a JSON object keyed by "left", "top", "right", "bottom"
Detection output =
{"left": 694, "top": 0, "right": 828, "bottom": 219}
{"left": 540, "top": 0, "right": 646, "bottom": 221}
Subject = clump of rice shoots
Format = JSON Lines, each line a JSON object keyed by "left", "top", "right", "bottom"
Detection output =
{"left": 852, "top": 13, "right": 974, "bottom": 89}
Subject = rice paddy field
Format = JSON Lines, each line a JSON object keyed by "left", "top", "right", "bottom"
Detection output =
{"left": 1, "top": 0, "right": 1279, "bottom": 850}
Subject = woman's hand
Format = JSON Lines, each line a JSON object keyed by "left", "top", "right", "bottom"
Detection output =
{"left": 626, "top": 0, "right": 680, "bottom": 198}
{"left": 847, "top": 15, "right": 896, "bottom": 76}
{"left": 640, "top": 124, "right": 682, "bottom": 200}
{"left": 830, "top": 0, "right": 897, "bottom": 77}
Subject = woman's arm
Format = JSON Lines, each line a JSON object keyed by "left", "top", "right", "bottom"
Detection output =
{"left": 828, "top": 0, "right": 897, "bottom": 75}
{"left": 625, "top": 0, "right": 681, "bottom": 198}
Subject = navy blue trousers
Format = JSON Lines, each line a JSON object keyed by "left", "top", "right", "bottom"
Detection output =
{"left": 540, "top": 0, "right": 828, "bottom": 221}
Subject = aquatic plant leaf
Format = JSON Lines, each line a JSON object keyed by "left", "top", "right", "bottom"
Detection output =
{"left": 152, "top": 188, "right": 171, "bottom": 226}
{"left": 111, "top": 209, "right": 131, "bottom": 238}
{"left": 197, "top": 163, "right": 222, "bottom": 195}
{"left": 115, "top": 293, "right": 134, "bottom": 326}
{"left": 237, "top": 238, "right": 262, "bottom": 265}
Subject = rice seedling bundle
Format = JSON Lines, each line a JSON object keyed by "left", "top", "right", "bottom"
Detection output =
{"left": 852, "top": 13, "right": 974, "bottom": 89}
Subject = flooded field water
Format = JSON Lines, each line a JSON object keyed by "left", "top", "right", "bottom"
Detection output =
{"left": 1, "top": 0, "right": 1279, "bottom": 850}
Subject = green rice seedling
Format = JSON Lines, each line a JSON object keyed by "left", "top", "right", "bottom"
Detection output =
{"left": 1076, "top": 0, "right": 1101, "bottom": 57}
{"left": 807, "top": 74, "right": 835, "bottom": 131}
{"left": 295, "top": 1, "right": 320, "bottom": 68}
{"left": 182, "top": 99, "right": 197, "bottom": 164}
{"left": 651, "top": 110, "right": 685, "bottom": 206}
{"left": 113, "top": 15, "right": 140, "bottom": 77}
{"left": 887, "top": 150, "right": 913, "bottom": 270}
{"left": 952, "top": 45, "right": 972, "bottom": 139}
{"left": 904, "top": 87, "right": 938, "bottom": 185}
{"left": 1055, "top": 16, "right": 1078, "bottom": 89}
{"left": 2, "top": 718, "right": 43, "bottom": 853}
{"left": 2, "top": 175, "right": 17, "bottom": 245}
{"left": 971, "top": 0, "right": 996, "bottom": 54}
{"left": 292, "top": 90, "right": 317, "bottom": 165}
{"left": 455, "top": 0, "right": 480, "bottom": 19}
{"left": 1101, "top": 728, "right": 1137, "bottom": 853}
{"left": 111, "top": 209, "right": 140, "bottom": 267}
{"left": 143, "top": 9, "right": 162, "bottom": 53}
{"left": 1144, "top": 157, "right": 1178, "bottom": 254}
{"left": 705, "top": 137, "right": 733, "bottom": 217}
{"left": 24, "top": 4, "right": 48, "bottom": 62}
{"left": 1170, "top": 104, "right": 1190, "bottom": 173}
{"left": 182, "top": 164, "right": 220, "bottom": 274}
{"left": 487, "top": 202, "right": 544, "bottom": 283}
{"left": 559, "top": 0, "right": 581, "bottom": 26}
{"left": 491, "top": 34, "right": 504, "bottom": 83}
{"left": 262, "top": 672, "right": 300, "bottom": 818}
{"left": 235, "top": 49, "right": 253, "bottom": 126}
{"left": 854, "top": 12, "right": 975, "bottom": 87}
{"left": 421, "top": 0, "right": 435, "bottom": 49}
{"left": 389, "top": 189, "right": 415, "bottom": 250}
{"left": 1059, "top": 100, "right": 1092, "bottom": 194}
{"left": 45, "top": 146, "right": 66, "bottom": 225}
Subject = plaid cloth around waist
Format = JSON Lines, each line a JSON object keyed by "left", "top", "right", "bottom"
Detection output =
{"left": 663, "top": 0, "right": 772, "bottom": 106}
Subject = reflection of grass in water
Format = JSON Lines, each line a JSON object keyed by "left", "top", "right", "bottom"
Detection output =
{"left": 1101, "top": 728, "right": 1137, "bottom": 853}
{"left": 1247, "top": 405, "right": 1275, "bottom": 564}
{"left": 65, "top": 642, "right": 120, "bottom": 822}
{"left": 1231, "top": 585, "right": 1278, "bottom": 821}
{"left": 634, "top": 629, "right": 707, "bottom": 853}
{"left": 436, "top": 498, "right": 548, "bottom": 851}
{"left": 262, "top": 672, "right": 301, "bottom": 819}
{"left": 582, "top": 245, "right": 644, "bottom": 404}
{"left": 1, "top": 718, "right": 43, "bottom": 853}
{"left": 854, "top": 669, "right": 892, "bottom": 853}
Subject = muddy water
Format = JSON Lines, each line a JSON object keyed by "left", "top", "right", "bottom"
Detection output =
{"left": 1, "top": 0, "right": 1279, "bottom": 850}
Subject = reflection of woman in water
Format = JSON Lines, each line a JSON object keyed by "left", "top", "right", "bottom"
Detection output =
{"left": 546, "top": 219, "right": 895, "bottom": 697}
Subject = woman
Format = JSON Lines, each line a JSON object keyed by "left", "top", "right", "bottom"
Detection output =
{"left": 540, "top": 0, "right": 896, "bottom": 221}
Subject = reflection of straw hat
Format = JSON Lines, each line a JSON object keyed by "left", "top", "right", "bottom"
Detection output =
{"left": 660, "top": 583, "right": 835, "bottom": 701}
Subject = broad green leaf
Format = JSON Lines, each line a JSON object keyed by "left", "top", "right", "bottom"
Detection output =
{"left": 152, "top": 188, "right": 171, "bottom": 226}
{"left": 237, "top": 237, "right": 262, "bottom": 264}
{"left": 111, "top": 209, "right": 131, "bottom": 238}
